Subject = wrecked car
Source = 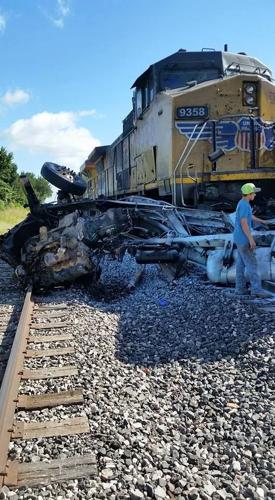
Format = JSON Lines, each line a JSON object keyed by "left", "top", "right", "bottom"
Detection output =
{"left": 1, "top": 163, "right": 275, "bottom": 289}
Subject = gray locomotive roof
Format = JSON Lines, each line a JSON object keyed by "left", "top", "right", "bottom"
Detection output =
{"left": 131, "top": 50, "right": 272, "bottom": 89}
{"left": 86, "top": 146, "right": 109, "bottom": 164}
{"left": 222, "top": 51, "right": 271, "bottom": 78}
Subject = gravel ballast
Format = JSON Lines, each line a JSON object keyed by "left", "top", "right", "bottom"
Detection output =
{"left": 1, "top": 256, "right": 274, "bottom": 499}
{"left": 0, "top": 260, "right": 24, "bottom": 387}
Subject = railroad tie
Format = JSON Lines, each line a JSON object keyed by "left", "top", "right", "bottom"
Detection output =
{"left": 12, "top": 416, "right": 90, "bottom": 440}
{"left": 17, "top": 389, "right": 84, "bottom": 409}
{"left": 5, "top": 455, "right": 97, "bottom": 487}
{"left": 30, "top": 321, "right": 71, "bottom": 330}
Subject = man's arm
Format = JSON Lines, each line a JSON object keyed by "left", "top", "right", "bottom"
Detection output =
{"left": 252, "top": 215, "right": 267, "bottom": 225}
{"left": 240, "top": 218, "right": 256, "bottom": 249}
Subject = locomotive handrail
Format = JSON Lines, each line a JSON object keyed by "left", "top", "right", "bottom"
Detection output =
{"left": 172, "top": 120, "right": 209, "bottom": 205}
{"left": 180, "top": 118, "right": 231, "bottom": 204}
{"left": 225, "top": 62, "right": 271, "bottom": 80}
{"left": 226, "top": 63, "right": 240, "bottom": 73}
{"left": 172, "top": 122, "right": 201, "bottom": 204}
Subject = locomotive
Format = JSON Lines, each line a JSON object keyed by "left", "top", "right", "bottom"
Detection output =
{"left": 81, "top": 46, "right": 275, "bottom": 213}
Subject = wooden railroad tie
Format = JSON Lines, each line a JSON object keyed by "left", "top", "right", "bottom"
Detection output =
{"left": 30, "top": 322, "right": 71, "bottom": 330}
{"left": 32, "top": 312, "right": 69, "bottom": 319}
{"left": 12, "top": 416, "right": 89, "bottom": 440}
{"left": 22, "top": 366, "right": 78, "bottom": 379}
{"left": 17, "top": 389, "right": 84, "bottom": 409}
{"left": 25, "top": 347, "right": 74, "bottom": 358}
{"left": 28, "top": 333, "right": 74, "bottom": 343}
{"left": 33, "top": 304, "right": 68, "bottom": 310}
{"left": 5, "top": 455, "right": 97, "bottom": 487}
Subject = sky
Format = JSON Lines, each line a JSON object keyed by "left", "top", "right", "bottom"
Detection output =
{"left": 0, "top": 0, "right": 275, "bottom": 179}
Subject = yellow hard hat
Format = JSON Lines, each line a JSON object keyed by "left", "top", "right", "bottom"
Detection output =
{"left": 241, "top": 183, "right": 261, "bottom": 195}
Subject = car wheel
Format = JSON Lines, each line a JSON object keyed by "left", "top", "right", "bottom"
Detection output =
{"left": 41, "top": 162, "right": 87, "bottom": 196}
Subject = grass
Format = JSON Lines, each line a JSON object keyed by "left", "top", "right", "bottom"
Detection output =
{"left": 0, "top": 206, "right": 28, "bottom": 235}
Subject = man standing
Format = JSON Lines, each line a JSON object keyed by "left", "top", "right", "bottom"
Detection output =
{"left": 233, "top": 183, "right": 272, "bottom": 298}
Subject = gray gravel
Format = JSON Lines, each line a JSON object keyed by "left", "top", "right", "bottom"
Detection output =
{"left": 0, "top": 260, "right": 24, "bottom": 386}
{"left": 1, "top": 256, "right": 274, "bottom": 499}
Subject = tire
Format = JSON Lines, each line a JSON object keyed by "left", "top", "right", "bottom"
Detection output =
{"left": 41, "top": 162, "right": 87, "bottom": 196}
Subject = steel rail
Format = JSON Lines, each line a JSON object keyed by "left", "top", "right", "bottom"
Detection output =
{"left": 0, "top": 288, "right": 33, "bottom": 485}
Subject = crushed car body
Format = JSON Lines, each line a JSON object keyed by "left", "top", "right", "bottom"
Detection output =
{"left": 1, "top": 164, "right": 275, "bottom": 289}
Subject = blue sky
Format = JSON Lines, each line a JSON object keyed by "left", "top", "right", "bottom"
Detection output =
{"left": 0, "top": 0, "right": 275, "bottom": 177}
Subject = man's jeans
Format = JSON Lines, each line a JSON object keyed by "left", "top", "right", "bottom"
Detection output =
{"left": 235, "top": 244, "right": 262, "bottom": 293}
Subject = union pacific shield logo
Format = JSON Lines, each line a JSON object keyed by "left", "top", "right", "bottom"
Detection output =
{"left": 175, "top": 118, "right": 274, "bottom": 152}
{"left": 236, "top": 118, "right": 265, "bottom": 151}
{"left": 175, "top": 121, "right": 212, "bottom": 141}
{"left": 175, "top": 120, "right": 237, "bottom": 151}
{"left": 215, "top": 121, "right": 238, "bottom": 151}
{"left": 261, "top": 122, "right": 274, "bottom": 151}
{"left": 235, "top": 118, "right": 250, "bottom": 151}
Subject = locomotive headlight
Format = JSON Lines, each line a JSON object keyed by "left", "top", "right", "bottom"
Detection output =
{"left": 245, "top": 83, "right": 256, "bottom": 94}
{"left": 243, "top": 82, "right": 257, "bottom": 106}
{"left": 245, "top": 95, "right": 256, "bottom": 105}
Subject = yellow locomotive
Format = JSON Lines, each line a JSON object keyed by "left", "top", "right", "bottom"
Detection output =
{"left": 81, "top": 46, "right": 275, "bottom": 212}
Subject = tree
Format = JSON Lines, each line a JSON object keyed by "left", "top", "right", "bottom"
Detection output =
{"left": 0, "top": 147, "right": 20, "bottom": 208}
{"left": 0, "top": 147, "right": 53, "bottom": 208}
{"left": 0, "top": 179, "right": 15, "bottom": 209}
{"left": 0, "top": 147, "right": 18, "bottom": 185}
{"left": 12, "top": 176, "right": 29, "bottom": 205}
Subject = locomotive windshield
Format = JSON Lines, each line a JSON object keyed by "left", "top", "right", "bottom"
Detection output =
{"left": 160, "top": 68, "right": 221, "bottom": 90}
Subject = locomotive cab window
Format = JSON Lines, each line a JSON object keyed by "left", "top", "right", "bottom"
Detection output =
{"left": 142, "top": 84, "right": 149, "bottom": 109}
{"left": 135, "top": 81, "right": 153, "bottom": 118}
{"left": 160, "top": 68, "right": 220, "bottom": 90}
{"left": 136, "top": 89, "right": 142, "bottom": 118}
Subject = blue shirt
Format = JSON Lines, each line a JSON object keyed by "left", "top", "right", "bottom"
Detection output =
{"left": 233, "top": 199, "right": 253, "bottom": 245}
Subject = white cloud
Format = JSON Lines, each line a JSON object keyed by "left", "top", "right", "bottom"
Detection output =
{"left": 78, "top": 110, "right": 97, "bottom": 117}
{"left": 4, "top": 110, "right": 101, "bottom": 170}
{"left": 53, "top": 18, "right": 64, "bottom": 28}
{"left": 0, "top": 14, "right": 6, "bottom": 33}
{"left": 1, "top": 89, "right": 31, "bottom": 106}
{"left": 57, "top": 0, "right": 70, "bottom": 17}
{"left": 51, "top": 0, "right": 71, "bottom": 29}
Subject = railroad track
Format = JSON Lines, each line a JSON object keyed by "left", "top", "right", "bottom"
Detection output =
{"left": 0, "top": 258, "right": 274, "bottom": 492}
{"left": 0, "top": 260, "right": 97, "bottom": 488}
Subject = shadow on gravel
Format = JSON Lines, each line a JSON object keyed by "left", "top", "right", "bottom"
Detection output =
{"left": 78, "top": 264, "right": 275, "bottom": 367}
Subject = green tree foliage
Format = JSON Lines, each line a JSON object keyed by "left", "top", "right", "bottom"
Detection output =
{"left": 0, "top": 179, "right": 15, "bottom": 210}
{"left": 0, "top": 147, "right": 18, "bottom": 185}
{"left": 0, "top": 147, "right": 19, "bottom": 208}
{"left": 12, "top": 176, "right": 28, "bottom": 206}
{"left": 0, "top": 147, "right": 53, "bottom": 208}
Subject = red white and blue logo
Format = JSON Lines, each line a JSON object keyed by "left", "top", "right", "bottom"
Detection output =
{"left": 175, "top": 117, "right": 274, "bottom": 152}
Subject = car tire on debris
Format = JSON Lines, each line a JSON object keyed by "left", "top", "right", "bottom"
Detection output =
{"left": 41, "top": 162, "right": 87, "bottom": 196}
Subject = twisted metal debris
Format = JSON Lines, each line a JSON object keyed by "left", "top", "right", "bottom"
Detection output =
{"left": 0, "top": 176, "right": 275, "bottom": 289}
